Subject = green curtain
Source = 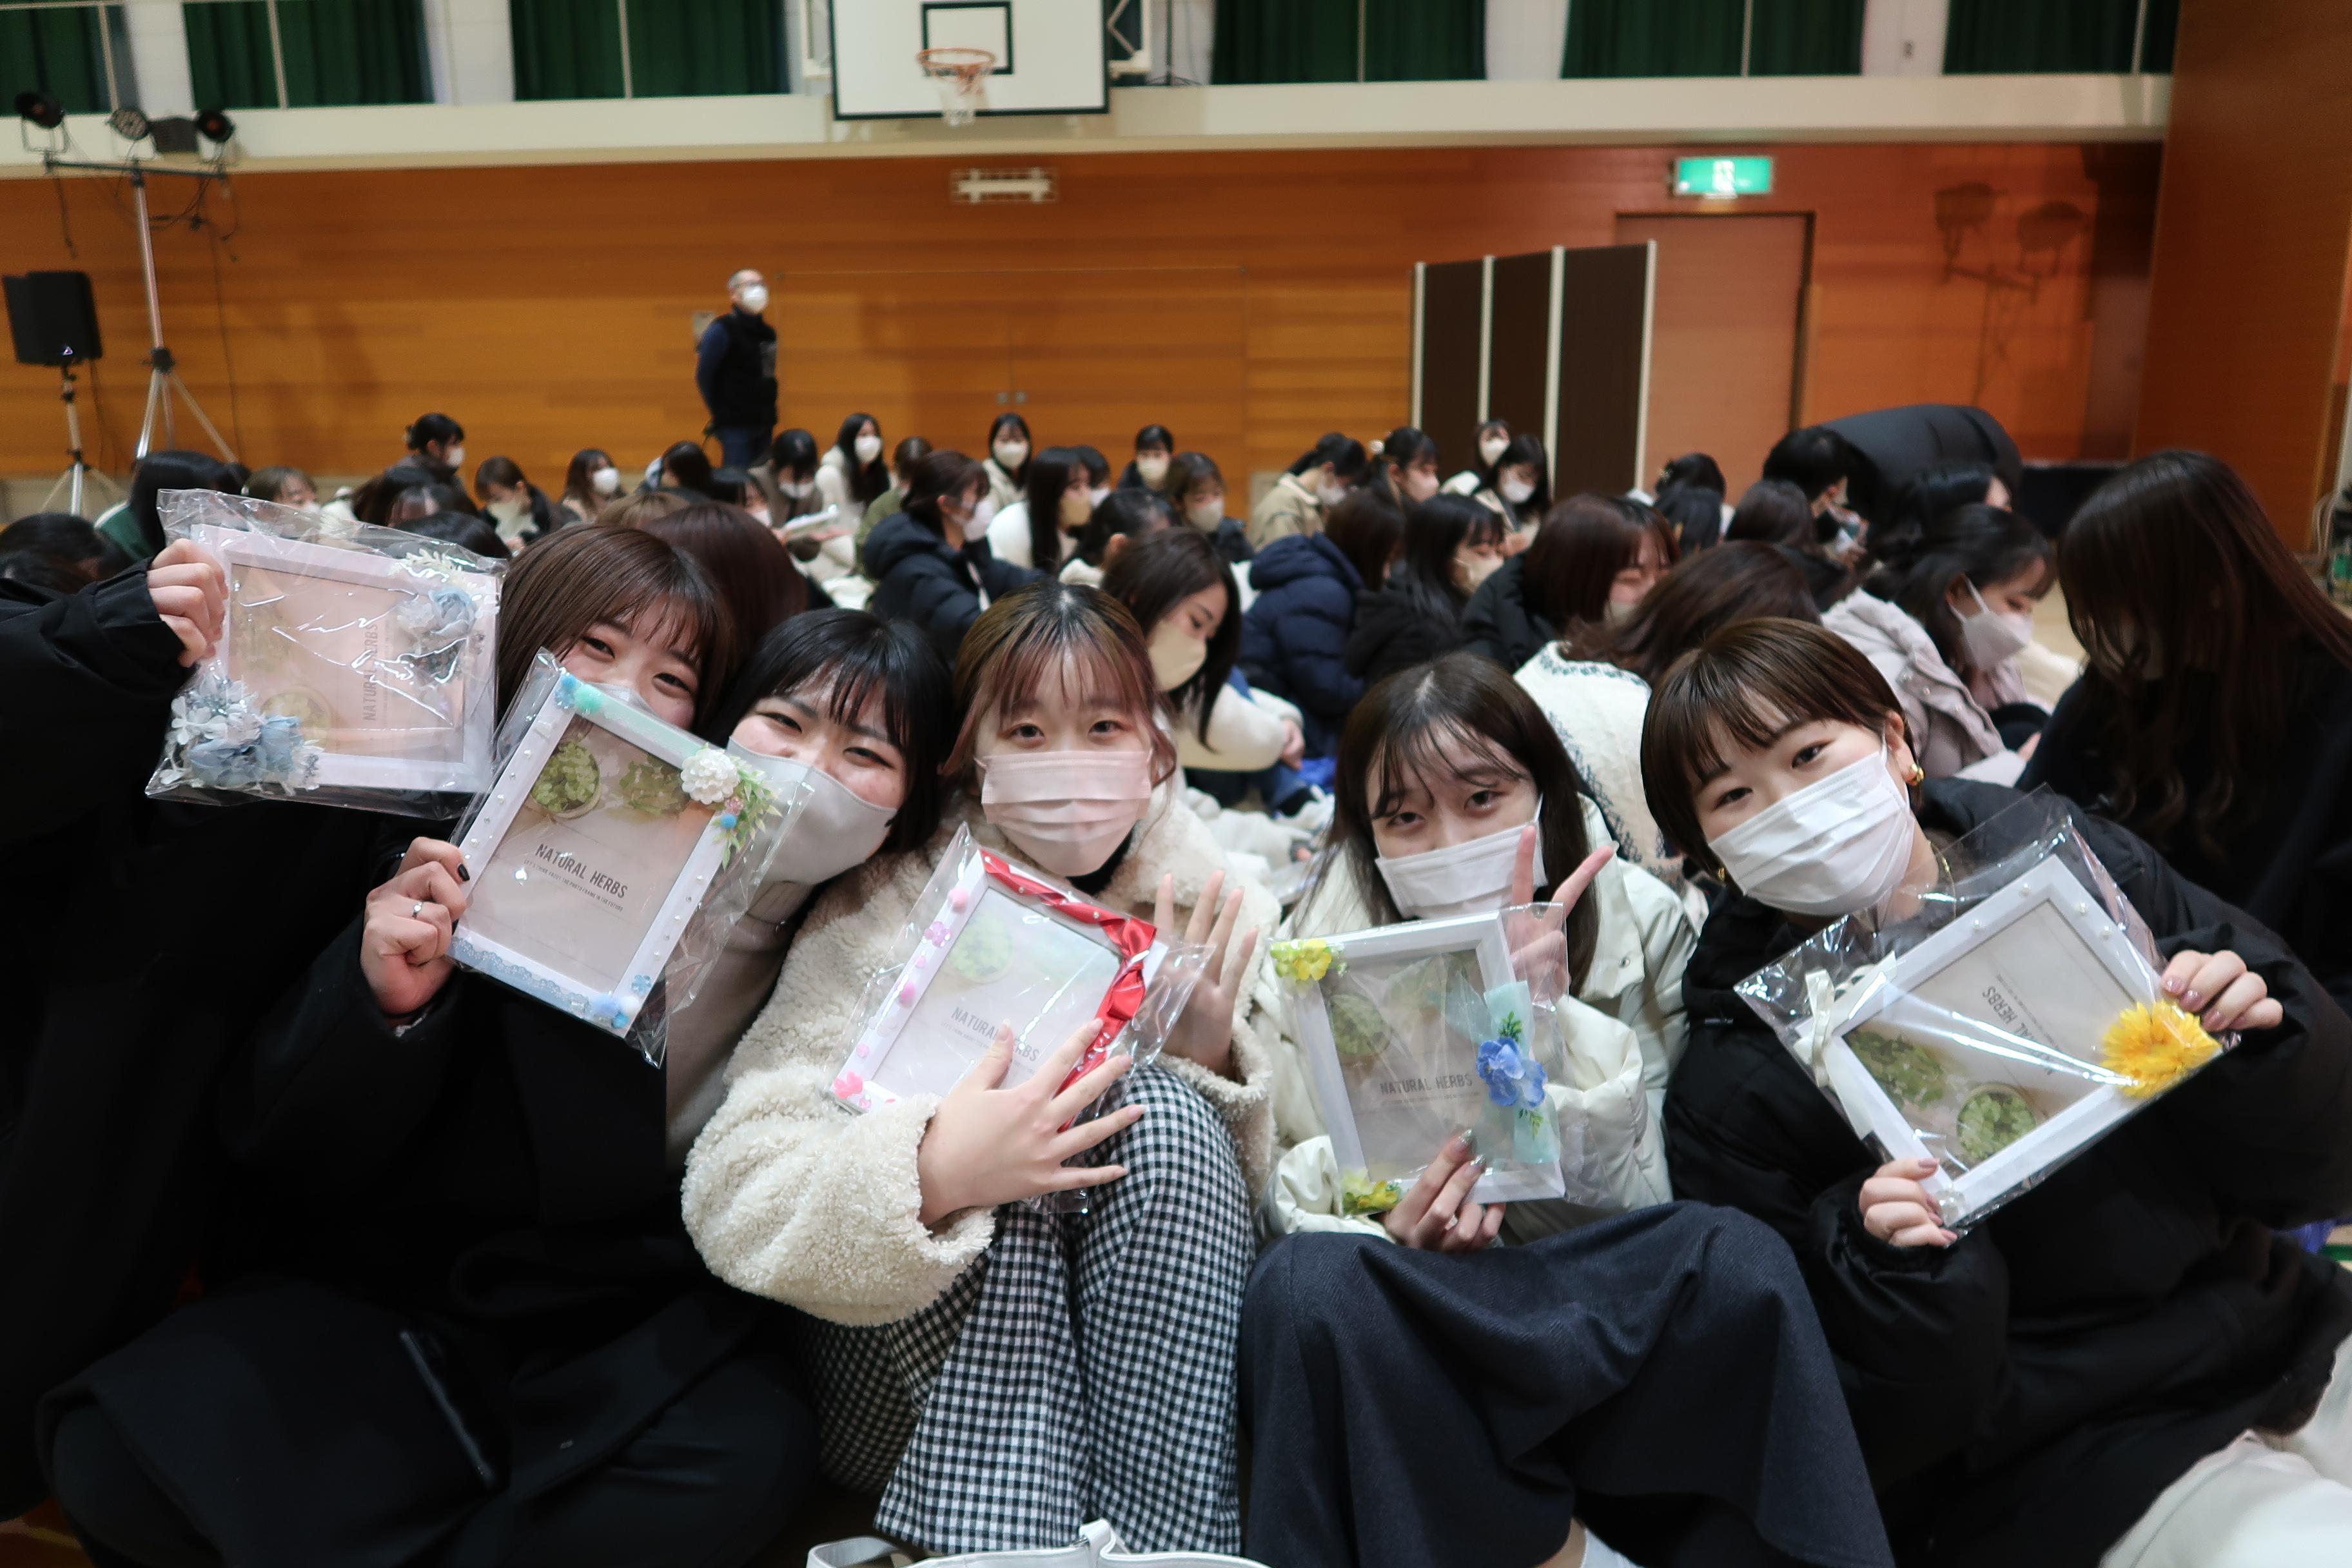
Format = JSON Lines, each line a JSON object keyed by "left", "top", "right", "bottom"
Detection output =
{"left": 512, "top": 0, "right": 780, "bottom": 99}
{"left": 1213, "top": 0, "right": 1484, "bottom": 84}
{"left": 1563, "top": 0, "right": 1741, "bottom": 78}
{"left": 2141, "top": 0, "right": 2178, "bottom": 71}
{"left": 184, "top": 1, "right": 431, "bottom": 108}
{"left": 1, "top": 3, "right": 110, "bottom": 114}
{"left": 1944, "top": 0, "right": 2140, "bottom": 73}
{"left": 1749, "top": 0, "right": 1863, "bottom": 75}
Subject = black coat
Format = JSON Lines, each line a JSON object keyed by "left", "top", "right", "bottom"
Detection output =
{"left": 1667, "top": 779, "right": 2352, "bottom": 1568}
{"left": 1344, "top": 582, "right": 1469, "bottom": 690}
{"left": 47, "top": 939, "right": 765, "bottom": 1562}
{"left": 1238, "top": 533, "right": 1364, "bottom": 755}
{"left": 862, "top": 509, "right": 1040, "bottom": 668}
{"left": 2021, "top": 646, "right": 2352, "bottom": 1017}
{"left": 0, "top": 572, "right": 391, "bottom": 1513}
{"left": 1821, "top": 404, "right": 2023, "bottom": 527}
{"left": 695, "top": 308, "right": 778, "bottom": 429}
{"left": 1459, "top": 554, "right": 1553, "bottom": 672}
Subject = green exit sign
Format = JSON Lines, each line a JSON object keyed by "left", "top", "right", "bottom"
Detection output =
{"left": 1672, "top": 155, "right": 1774, "bottom": 197}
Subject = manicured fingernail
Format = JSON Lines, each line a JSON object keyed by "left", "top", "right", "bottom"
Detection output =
{"left": 2163, "top": 977, "right": 2182, "bottom": 994}
{"left": 2204, "top": 1008, "right": 2222, "bottom": 1028}
{"left": 2183, "top": 990, "right": 2201, "bottom": 1006}
{"left": 456, "top": 863, "right": 471, "bottom": 882}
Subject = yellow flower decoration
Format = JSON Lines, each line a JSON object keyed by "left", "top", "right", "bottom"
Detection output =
{"left": 2100, "top": 1001, "right": 2221, "bottom": 1099}
{"left": 1340, "top": 1170, "right": 1405, "bottom": 1217}
{"left": 1269, "top": 938, "right": 1342, "bottom": 984}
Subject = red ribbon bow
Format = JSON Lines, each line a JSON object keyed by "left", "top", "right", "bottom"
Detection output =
{"left": 980, "top": 850, "right": 1157, "bottom": 1095}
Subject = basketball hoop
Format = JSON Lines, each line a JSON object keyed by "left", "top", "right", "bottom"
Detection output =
{"left": 917, "top": 46, "right": 995, "bottom": 126}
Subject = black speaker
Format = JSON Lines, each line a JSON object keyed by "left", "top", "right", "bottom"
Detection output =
{"left": 4, "top": 270, "right": 103, "bottom": 368}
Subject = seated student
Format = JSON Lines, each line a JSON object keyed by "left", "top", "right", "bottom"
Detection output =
{"left": 1517, "top": 542, "right": 1819, "bottom": 908}
{"left": 473, "top": 455, "right": 557, "bottom": 545}
{"left": 858, "top": 435, "right": 933, "bottom": 568}
{"left": 1884, "top": 458, "right": 2007, "bottom": 536}
{"left": 1652, "top": 450, "right": 1726, "bottom": 500}
{"left": 981, "top": 412, "right": 1032, "bottom": 511}
{"left": 242, "top": 466, "right": 316, "bottom": 510}
{"left": 1463, "top": 493, "right": 1675, "bottom": 674}
{"left": 0, "top": 513, "right": 129, "bottom": 593}
{"left": 1822, "top": 501, "right": 2048, "bottom": 783}
{"left": 1058, "top": 486, "right": 1172, "bottom": 587}
{"left": 1164, "top": 451, "right": 1253, "bottom": 569}
{"left": 763, "top": 427, "right": 824, "bottom": 525}
{"left": 1726, "top": 477, "right": 1849, "bottom": 609}
{"left": 682, "top": 580, "right": 1273, "bottom": 1556}
{"left": 1265, "top": 652, "right": 1696, "bottom": 1233}
{"left": 1250, "top": 433, "right": 1366, "bottom": 549}
{"left": 1367, "top": 426, "right": 1444, "bottom": 509}
{"left": 558, "top": 447, "right": 622, "bottom": 527}
{"left": 2026, "top": 449, "right": 2352, "bottom": 1017}
{"left": 1117, "top": 423, "right": 1174, "bottom": 493}
{"left": 665, "top": 609, "right": 954, "bottom": 1161}
{"left": 1654, "top": 480, "right": 1730, "bottom": 553}
{"left": 864, "top": 449, "right": 1038, "bottom": 666}
{"left": 41, "top": 525, "right": 830, "bottom": 1568}
{"left": 1240, "top": 489, "right": 1402, "bottom": 757}
{"left": 1102, "top": 529, "right": 1305, "bottom": 808}
{"left": 653, "top": 439, "right": 723, "bottom": 501}
{"left": 398, "top": 508, "right": 509, "bottom": 560}
{"left": 818, "top": 413, "right": 890, "bottom": 520}
{"left": 1345, "top": 493, "right": 1502, "bottom": 689}
{"left": 638, "top": 499, "right": 822, "bottom": 648}
{"left": 1471, "top": 432, "right": 1552, "bottom": 545}
{"left": 1441, "top": 417, "right": 1511, "bottom": 496}
{"left": 100, "top": 449, "right": 239, "bottom": 560}
{"left": 1646, "top": 617, "right": 2352, "bottom": 1568}
{"left": 986, "top": 445, "right": 1091, "bottom": 573}
{"left": 400, "top": 411, "right": 466, "bottom": 489}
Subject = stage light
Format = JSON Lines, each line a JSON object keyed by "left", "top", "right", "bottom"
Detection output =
{"left": 108, "top": 106, "right": 152, "bottom": 142}
{"left": 14, "top": 90, "right": 65, "bottom": 131}
{"left": 194, "top": 108, "right": 236, "bottom": 145}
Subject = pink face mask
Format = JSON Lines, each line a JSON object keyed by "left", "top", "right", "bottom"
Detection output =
{"left": 979, "top": 749, "right": 1155, "bottom": 877}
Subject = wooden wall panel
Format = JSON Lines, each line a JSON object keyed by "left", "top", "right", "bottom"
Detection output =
{"left": 2135, "top": 0, "right": 2352, "bottom": 543}
{"left": 1416, "top": 259, "right": 1485, "bottom": 482}
{"left": 0, "top": 141, "right": 2159, "bottom": 507}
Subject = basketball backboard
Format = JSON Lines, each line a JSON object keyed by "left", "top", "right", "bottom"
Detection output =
{"left": 829, "top": 0, "right": 1110, "bottom": 120}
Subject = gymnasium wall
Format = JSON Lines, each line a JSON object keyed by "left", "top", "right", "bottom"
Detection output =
{"left": 0, "top": 140, "right": 2159, "bottom": 495}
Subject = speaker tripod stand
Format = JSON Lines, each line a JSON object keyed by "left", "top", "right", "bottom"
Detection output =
{"left": 40, "top": 363, "right": 93, "bottom": 516}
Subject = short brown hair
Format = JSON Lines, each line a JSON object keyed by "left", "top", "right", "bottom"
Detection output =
{"left": 596, "top": 487, "right": 687, "bottom": 529}
{"left": 946, "top": 578, "right": 1178, "bottom": 785}
{"left": 496, "top": 524, "right": 736, "bottom": 725}
{"left": 1571, "top": 540, "right": 1818, "bottom": 685}
{"left": 1640, "top": 618, "right": 1903, "bottom": 869}
{"left": 638, "top": 501, "right": 812, "bottom": 649}
{"left": 1522, "top": 493, "right": 1678, "bottom": 629}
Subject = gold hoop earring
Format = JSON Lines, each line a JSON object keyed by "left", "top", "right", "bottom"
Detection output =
{"left": 1908, "top": 763, "right": 1926, "bottom": 787}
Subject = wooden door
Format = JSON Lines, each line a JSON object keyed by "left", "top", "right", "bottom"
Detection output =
{"left": 1613, "top": 213, "right": 1811, "bottom": 496}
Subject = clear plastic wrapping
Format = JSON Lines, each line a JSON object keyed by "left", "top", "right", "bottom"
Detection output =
{"left": 1270, "top": 904, "right": 1591, "bottom": 1218}
{"left": 146, "top": 488, "right": 502, "bottom": 816}
{"left": 446, "top": 654, "right": 811, "bottom": 1062}
{"left": 832, "top": 825, "right": 1210, "bottom": 1115}
{"left": 1737, "top": 790, "right": 2230, "bottom": 1231}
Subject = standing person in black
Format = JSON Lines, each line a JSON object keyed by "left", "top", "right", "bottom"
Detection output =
{"left": 2023, "top": 450, "right": 2352, "bottom": 1017}
{"left": 1344, "top": 492, "right": 1504, "bottom": 688}
{"left": 696, "top": 268, "right": 779, "bottom": 469}
{"left": 1647, "top": 620, "right": 2352, "bottom": 1567}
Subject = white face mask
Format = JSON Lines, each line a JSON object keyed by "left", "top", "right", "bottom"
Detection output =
{"left": 738, "top": 284, "right": 769, "bottom": 313}
{"left": 442, "top": 445, "right": 466, "bottom": 471}
{"left": 1479, "top": 436, "right": 1509, "bottom": 466}
{"left": 1456, "top": 549, "right": 1504, "bottom": 593}
{"left": 994, "top": 440, "right": 1030, "bottom": 469}
{"left": 1376, "top": 810, "right": 1544, "bottom": 921}
{"left": 1088, "top": 485, "right": 1112, "bottom": 508}
{"left": 487, "top": 496, "right": 528, "bottom": 525}
{"left": 980, "top": 749, "right": 1155, "bottom": 877}
{"left": 963, "top": 494, "right": 997, "bottom": 543}
{"left": 1186, "top": 497, "right": 1225, "bottom": 531}
{"left": 854, "top": 433, "right": 884, "bottom": 464}
{"left": 1137, "top": 453, "right": 1170, "bottom": 485}
{"left": 729, "top": 745, "right": 898, "bottom": 887}
{"left": 1959, "top": 579, "right": 2033, "bottom": 670}
{"left": 1605, "top": 597, "right": 1639, "bottom": 625}
{"left": 781, "top": 477, "right": 815, "bottom": 499}
{"left": 1317, "top": 478, "right": 1350, "bottom": 508}
{"left": 1402, "top": 467, "right": 1441, "bottom": 504}
{"left": 1148, "top": 623, "right": 1209, "bottom": 691}
{"left": 1499, "top": 476, "right": 1535, "bottom": 505}
{"left": 1706, "top": 747, "right": 1917, "bottom": 919}
{"left": 745, "top": 502, "right": 771, "bottom": 525}
{"left": 591, "top": 466, "right": 621, "bottom": 496}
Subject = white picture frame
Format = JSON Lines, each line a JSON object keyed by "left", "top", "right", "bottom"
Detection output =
{"left": 191, "top": 521, "right": 498, "bottom": 794}
{"left": 1286, "top": 912, "right": 1558, "bottom": 1208}
{"left": 449, "top": 673, "right": 732, "bottom": 1037}
{"left": 1821, "top": 858, "right": 2157, "bottom": 1223}
{"left": 834, "top": 848, "right": 1162, "bottom": 1112}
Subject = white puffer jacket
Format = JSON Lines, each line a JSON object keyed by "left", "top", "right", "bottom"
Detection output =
{"left": 1255, "top": 798, "right": 1697, "bottom": 1244}
{"left": 681, "top": 786, "right": 1279, "bottom": 1328}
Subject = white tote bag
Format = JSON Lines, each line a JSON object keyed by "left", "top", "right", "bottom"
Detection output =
{"left": 807, "top": 1520, "right": 1270, "bottom": 1568}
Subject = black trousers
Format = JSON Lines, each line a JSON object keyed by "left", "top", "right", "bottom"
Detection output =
{"left": 50, "top": 1349, "right": 817, "bottom": 1568}
{"left": 1239, "top": 1204, "right": 1894, "bottom": 1568}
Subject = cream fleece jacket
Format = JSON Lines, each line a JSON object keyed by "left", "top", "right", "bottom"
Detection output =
{"left": 681, "top": 787, "right": 1279, "bottom": 1327}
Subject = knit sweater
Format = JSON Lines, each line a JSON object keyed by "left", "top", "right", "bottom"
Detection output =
{"left": 681, "top": 787, "right": 1279, "bottom": 1327}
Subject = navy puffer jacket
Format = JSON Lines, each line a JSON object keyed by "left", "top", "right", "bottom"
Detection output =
{"left": 1239, "top": 533, "right": 1364, "bottom": 757}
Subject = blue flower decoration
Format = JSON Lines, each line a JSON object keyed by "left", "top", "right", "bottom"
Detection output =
{"left": 717, "top": 811, "right": 738, "bottom": 830}
{"left": 554, "top": 672, "right": 580, "bottom": 710}
{"left": 629, "top": 974, "right": 655, "bottom": 995}
{"left": 1476, "top": 1036, "right": 1548, "bottom": 1108}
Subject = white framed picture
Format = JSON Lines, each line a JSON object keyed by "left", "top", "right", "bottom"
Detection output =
{"left": 450, "top": 672, "right": 742, "bottom": 1037}
{"left": 190, "top": 520, "right": 498, "bottom": 794}
{"left": 1821, "top": 858, "right": 2161, "bottom": 1224}
{"left": 1275, "top": 913, "right": 1561, "bottom": 1214}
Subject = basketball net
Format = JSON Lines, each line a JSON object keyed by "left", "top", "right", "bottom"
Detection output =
{"left": 917, "top": 46, "right": 995, "bottom": 126}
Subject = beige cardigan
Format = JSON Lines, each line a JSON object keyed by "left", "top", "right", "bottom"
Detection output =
{"left": 681, "top": 787, "right": 1280, "bottom": 1327}
{"left": 1248, "top": 474, "right": 1323, "bottom": 550}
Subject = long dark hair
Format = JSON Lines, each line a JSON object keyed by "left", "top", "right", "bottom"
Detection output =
{"left": 1164, "top": 451, "right": 1226, "bottom": 522}
{"left": 1288, "top": 432, "right": 1369, "bottom": 482}
{"left": 127, "top": 449, "right": 240, "bottom": 556}
{"left": 1522, "top": 494, "right": 1677, "bottom": 631}
{"left": 1656, "top": 451, "right": 1726, "bottom": 496}
{"left": 1654, "top": 484, "right": 1726, "bottom": 552}
{"left": 1861, "top": 502, "right": 2048, "bottom": 677}
{"left": 1322, "top": 652, "right": 1598, "bottom": 977}
{"left": 705, "top": 609, "right": 953, "bottom": 854}
{"left": 1725, "top": 478, "right": 1814, "bottom": 548}
{"left": 1118, "top": 424, "right": 1175, "bottom": 491}
{"left": 904, "top": 449, "right": 987, "bottom": 542}
{"left": 1879, "top": 462, "right": 1996, "bottom": 559}
{"left": 1072, "top": 488, "right": 1174, "bottom": 569}
{"left": 1321, "top": 489, "right": 1406, "bottom": 591}
{"left": 1573, "top": 540, "right": 1819, "bottom": 685}
{"left": 835, "top": 413, "right": 888, "bottom": 504}
{"left": 659, "top": 441, "right": 718, "bottom": 498}
{"left": 1100, "top": 527, "right": 1240, "bottom": 741}
{"left": 638, "top": 500, "right": 814, "bottom": 647}
{"left": 1489, "top": 433, "right": 1552, "bottom": 523}
{"left": 2061, "top": 449, "right": 2352, "bottom": 859}
{"left": 1393, "top": 493, "right": 1502, "bottom": 620}
{"left": 1372, "top": 426, "right": 1440, "bottom": 504}
{"left": 987, "top": 411, "right": 1033, "bottom": 486}
{"left": 562, "top": 447, "right": 614, "bottom": 509}
{"left": 1022, "top": 447, "right": 1086, "bottom": 573}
